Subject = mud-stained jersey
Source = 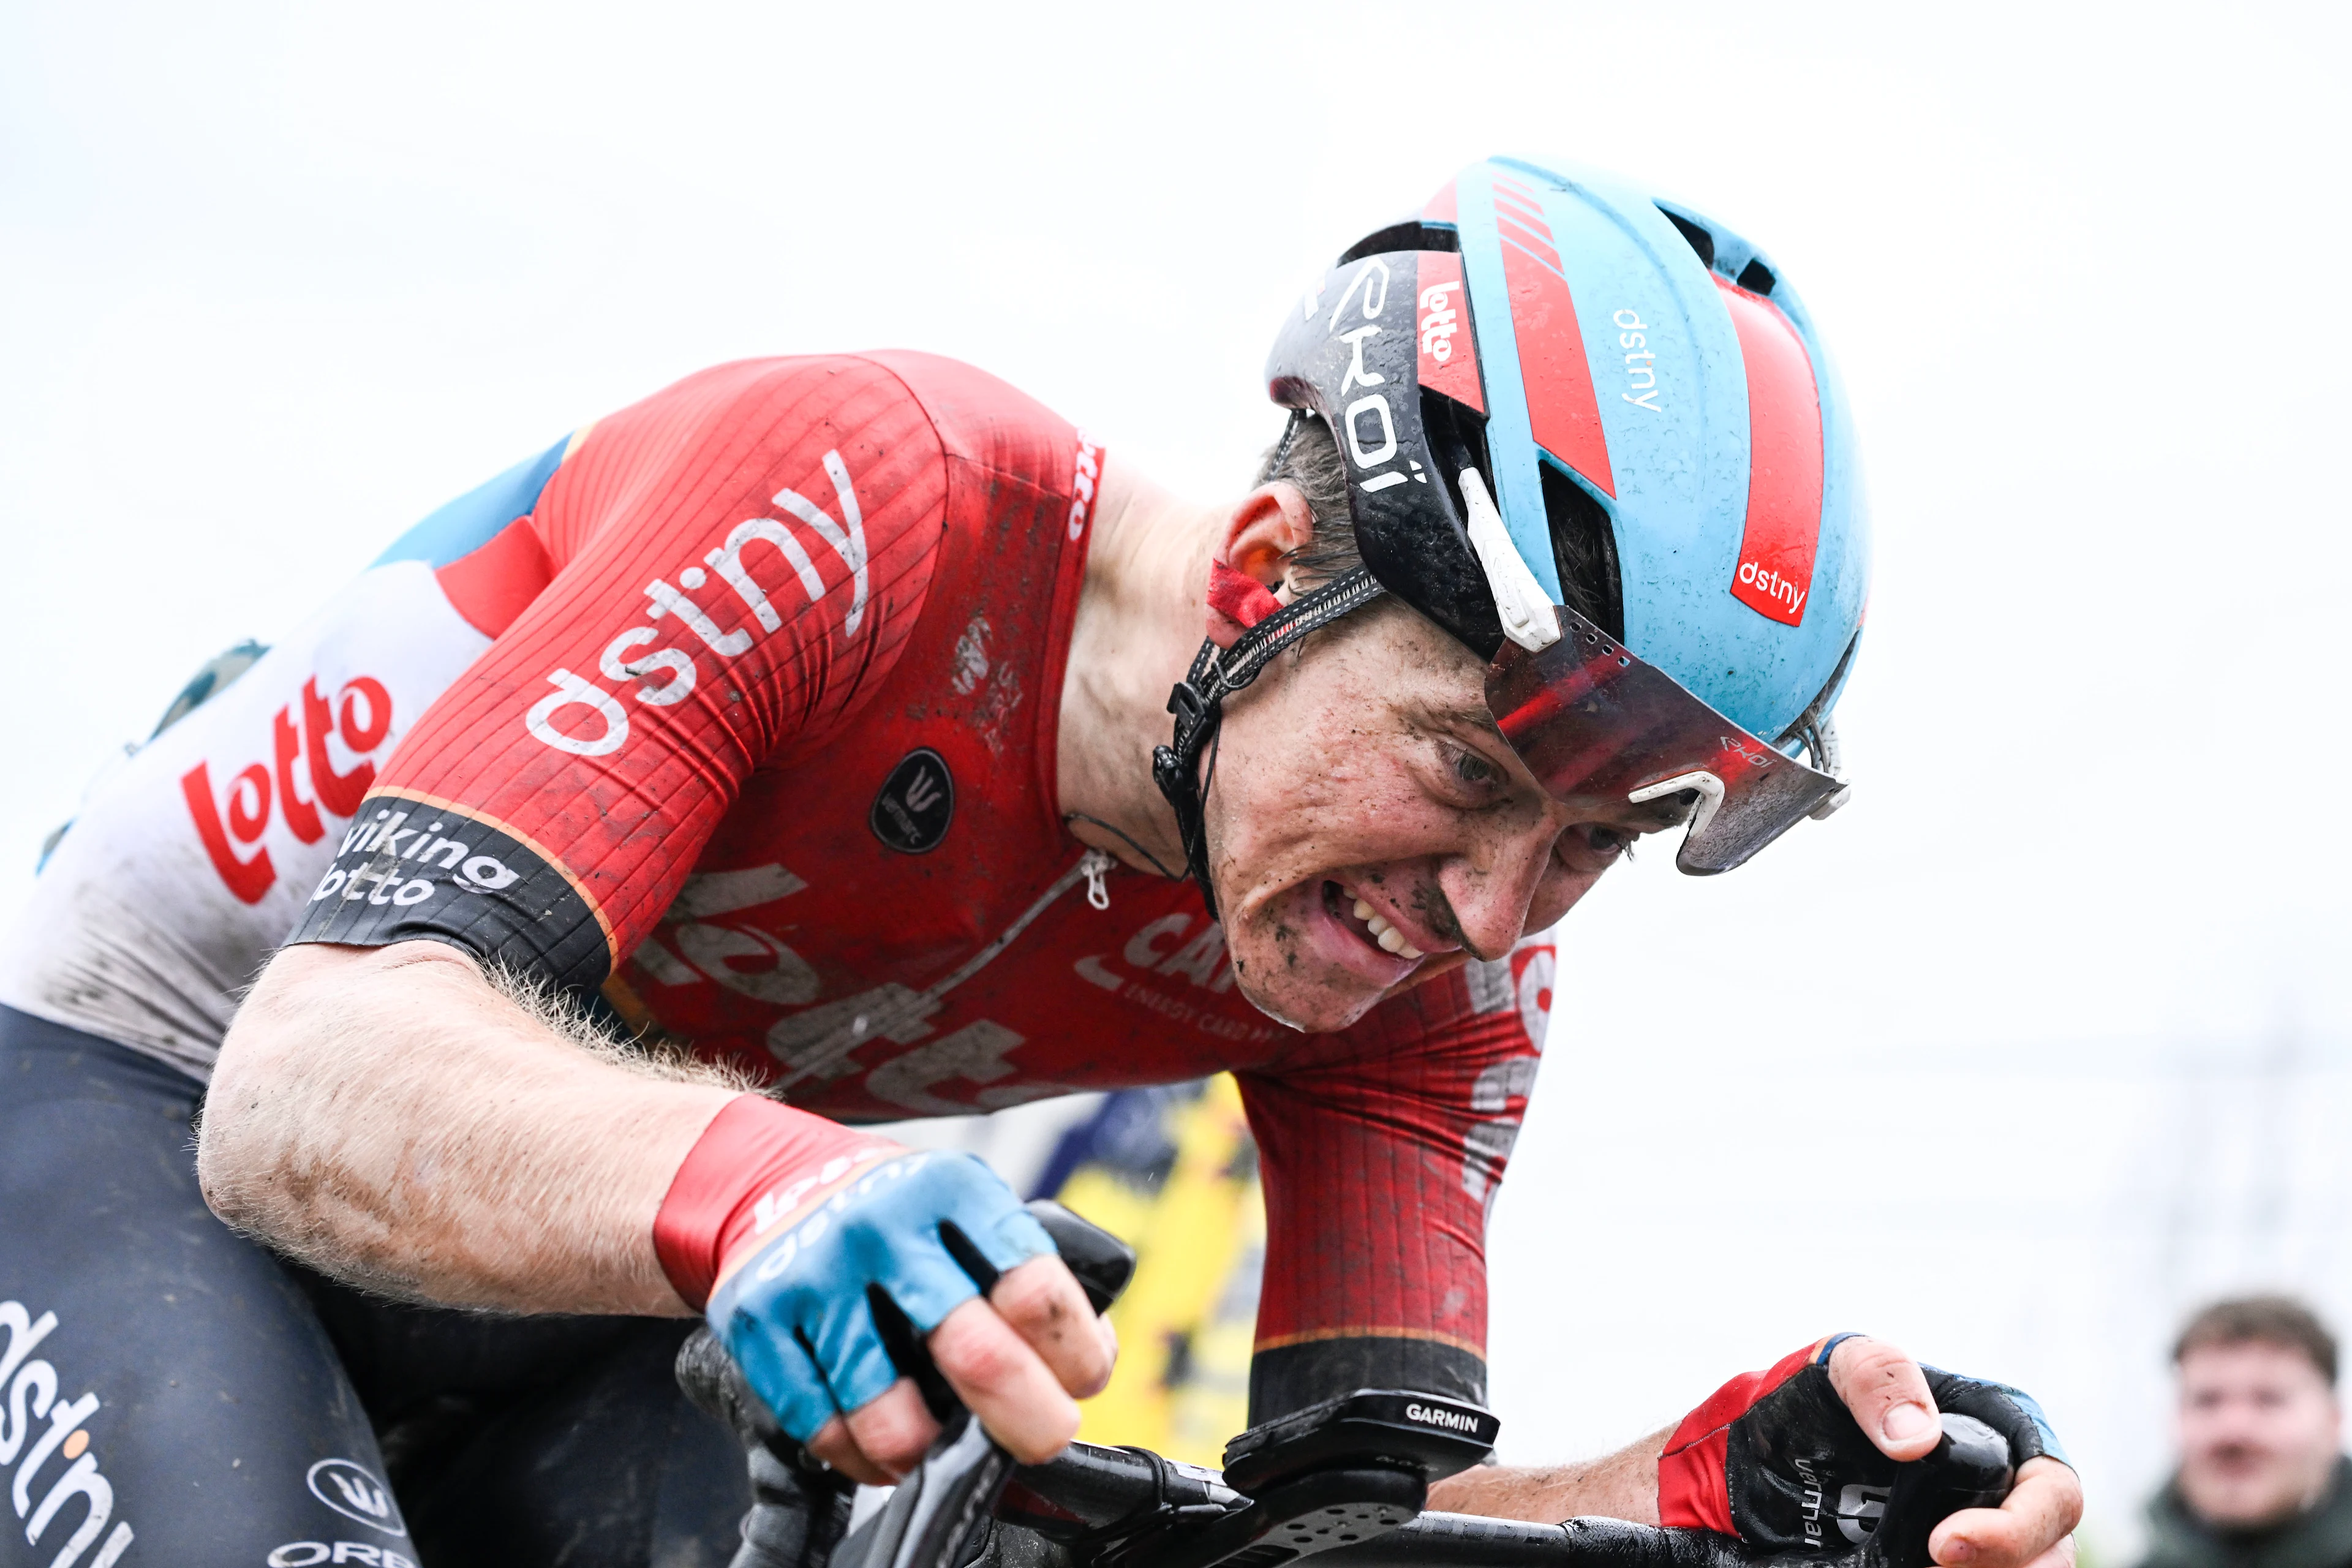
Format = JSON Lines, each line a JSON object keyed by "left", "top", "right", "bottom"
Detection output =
{"left": 0, "top": 353, "right": 1556, "bottom": 1417}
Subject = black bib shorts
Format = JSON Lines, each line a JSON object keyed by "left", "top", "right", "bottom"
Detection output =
{"left": 0, "top": 1006, "right": 752, "bottom": 1568}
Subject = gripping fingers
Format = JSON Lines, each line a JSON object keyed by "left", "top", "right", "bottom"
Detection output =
{"left": 931, "top": 1294, "right": 1082, "bottom": 1463}
{"left": 1826, "top": 1335, "right": 1941, "bottom": 1460}
{"left": 989, "top": 1256, "right": 1117, "bottom": 1398}
{"left": 1929, "top": 1458, "right": 2084, "bottom": 1568}
{"left": 807, "top": 1414, "right": 897, "bottom": 1487}
{"left": 838, "top": 1375, "right": 944, "bottom": 1480}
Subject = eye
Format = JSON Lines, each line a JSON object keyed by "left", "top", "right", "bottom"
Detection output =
{"left": 1452, "top": 748, "right": 1500, "bottom": 786}
{"left": 1555, "top": 821, "right": 1639, "bottom": 875}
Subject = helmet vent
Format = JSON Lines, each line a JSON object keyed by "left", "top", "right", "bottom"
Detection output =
{"left": 1736, "top": 258, "right": 1777, "bottom": 295}
{"left": 1337, "top": 221, "right": 1460, "bottom": 265}
{"left": 1539, "top": 461, "right": 1624, "bottom": 642}
{"left": 1659, "top": 208, "right": 1716, "bottom": 269}
{"left": 1421, "top": 386, "right": 1493, "bottom": 530}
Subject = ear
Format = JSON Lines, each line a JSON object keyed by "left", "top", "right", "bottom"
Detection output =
{"left": 1204, "top": 481, "right": 1316, "bottom": 649}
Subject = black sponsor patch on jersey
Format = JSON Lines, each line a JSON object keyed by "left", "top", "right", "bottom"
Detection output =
{"left": 869, "top": 748, "right": 954, "bottom": 854}
{"left": 1248, "top": 1336, "right": 1488, "bottom": 1427}
{"left": 285, "top": 793, "right": 610, "bottom": 988}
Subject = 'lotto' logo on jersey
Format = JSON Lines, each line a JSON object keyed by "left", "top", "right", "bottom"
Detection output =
{"left": 524, "top": 450, "right": 870, "bottom": 760}
{"left": 181, "top": 676, "right": 393, "bottom": 905}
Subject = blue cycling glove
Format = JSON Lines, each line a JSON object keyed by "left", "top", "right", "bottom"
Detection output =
{"left": 705, "top": 1150, "right": 1056, "bottom": 1442}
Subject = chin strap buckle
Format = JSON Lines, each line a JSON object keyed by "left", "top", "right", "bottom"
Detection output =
{"left": 1166, "top": 680, "right": 1207, "bottom": 725}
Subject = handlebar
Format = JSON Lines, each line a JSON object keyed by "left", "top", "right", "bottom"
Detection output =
{"left": 995, "top": 1411, "right": 2011, "bottom": 1568}
{"left": 682, "top": 1204, "right": 2016, "bottom": 1568}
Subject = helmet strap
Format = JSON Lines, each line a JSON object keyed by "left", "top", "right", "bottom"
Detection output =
{"left": 1150, "top": 567, "right": 1384, "bottom": 921}
{"left": 1265, "top": 407, "right": 1307, "bottom": 478}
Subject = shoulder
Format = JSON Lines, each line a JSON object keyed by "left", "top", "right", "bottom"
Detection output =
{"left": 853, "top": 351, "right": 1081, "bottom": 456}
{"left": 612, "top": 352, "right": 1078, "bottom": 458}
{"left": 854, "top": 352, "right": 1101, "bottom": 519}
{"left": 570, "top": 355, "right": 951, "bottom": 489}
{"left": 548, "top": 353, "right": 1095, "bottom": 551}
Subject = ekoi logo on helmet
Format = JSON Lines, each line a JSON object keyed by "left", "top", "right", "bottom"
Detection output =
{"left": 1319, "top": 257, "right": 1430, "bottom": 497}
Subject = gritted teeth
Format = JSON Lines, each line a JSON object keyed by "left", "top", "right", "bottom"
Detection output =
{"left": 1348, "top": 895, "right": 1424, "bottom": 960}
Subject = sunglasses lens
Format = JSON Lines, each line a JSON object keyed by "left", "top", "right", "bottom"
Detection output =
{"left": 1485, "top": 609, "right": 1842, "bottom": 875}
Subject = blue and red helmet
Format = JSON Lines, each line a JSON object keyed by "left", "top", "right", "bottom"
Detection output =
{"left": 1155, "top": 155, "right": 1867, "bottom": 897}
{"left": 1255, "top": 154, "right": 1865, "bottom": 872}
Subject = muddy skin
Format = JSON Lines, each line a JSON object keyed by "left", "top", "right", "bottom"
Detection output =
{"left": 1198, "top": 598, "right": 1675, "bottom": 1034}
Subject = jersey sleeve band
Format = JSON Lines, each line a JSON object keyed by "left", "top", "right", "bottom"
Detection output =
{"left": 1248, "top": 1335, "right": 1488, "bottom": 1425}
{"left": 282, "top": 790, "right": 615, "bottom": 989}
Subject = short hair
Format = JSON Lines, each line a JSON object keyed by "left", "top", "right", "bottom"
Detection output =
{"left": 1254, "top": 415, "right": 1357, "bottom": 592}
{"left": 2174, "top": 1295, "right": 2339, "bottom": 1384}
{"left": 1254, "top": 413, "right": 1623, "bottom": 635}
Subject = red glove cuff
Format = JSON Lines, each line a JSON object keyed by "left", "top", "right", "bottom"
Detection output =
{"left": 652, "top": 1095, "right": 897, "bottom": 1309}
{"left": 1657, "top": 1339, "right": 1826, "bottom": 1532}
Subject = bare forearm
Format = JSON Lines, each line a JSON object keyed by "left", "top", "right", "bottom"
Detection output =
{"left": 1427, "top": 1428, "right": 1667, "bottom": 1525}
{"left": 198, "top": 940, "right": 737, "bottom": 1315}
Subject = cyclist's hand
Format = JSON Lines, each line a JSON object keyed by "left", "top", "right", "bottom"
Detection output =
{"left": 706, "top": 1150, "right": 1117, "bottom": 1483}
{"left": 1658, "top": 1335, "right": 2079, "bottom": 1568}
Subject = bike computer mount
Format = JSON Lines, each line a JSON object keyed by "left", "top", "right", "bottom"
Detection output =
{"left": 997, "top": 1388, "right": 1498, "bottom": 1568}
{"left": 1220, "top": 1389, "right": 1494, "bottom": 1494}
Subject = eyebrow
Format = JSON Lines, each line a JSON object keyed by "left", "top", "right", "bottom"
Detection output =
{"left": 1419, "top": 703, "right": 1510, "bottom": 742}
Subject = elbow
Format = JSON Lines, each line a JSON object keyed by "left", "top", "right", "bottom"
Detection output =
{"left": 194, "top": 1063, "right": 275, "bottom": 1232}
{"left": 194, "top": 1117, "right": 263, "bottom": 1233}
{"left": 198, "top": 937, "right": 480, "bottom": 1241}
{"left": 197, "top": 962, "right": 304, "bottom": 1232}
{"left": 198, "top": 939, "right": 390, "bottom": 1233}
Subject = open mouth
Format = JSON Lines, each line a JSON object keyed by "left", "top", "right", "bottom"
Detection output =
{"left": 1321, "top": 880, "right": 1425, "bottom": 960}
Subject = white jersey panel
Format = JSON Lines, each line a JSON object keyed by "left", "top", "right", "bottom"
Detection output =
{"left": 0, "top": 562, "right": 493, "bottom": 1079}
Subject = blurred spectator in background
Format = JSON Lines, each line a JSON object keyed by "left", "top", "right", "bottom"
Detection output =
{"left": 2140, "top": 1296, "right": 2352, "bottom": 1568}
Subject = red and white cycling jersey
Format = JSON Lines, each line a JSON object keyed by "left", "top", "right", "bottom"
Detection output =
{"left": 0, "top": 353, "right": 1555, "bottom": 1404}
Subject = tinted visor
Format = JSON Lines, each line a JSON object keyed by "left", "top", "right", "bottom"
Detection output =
{"left": 1485, "top": 607, "right": 1842, "bottom": 875}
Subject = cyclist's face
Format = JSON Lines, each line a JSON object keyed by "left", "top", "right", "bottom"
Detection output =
{"left": 1202, "top": 601, "right": 1679, "bottom": 1033}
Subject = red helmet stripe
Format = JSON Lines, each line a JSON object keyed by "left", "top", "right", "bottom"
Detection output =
{"left": 1493, "top": 181, "right": 1615, "bottom": 497}
{"left": 1490, "top": 180, "right": 1547, "bottom": 222}
{"left": 1422, "top": 179, "right": 1459, "bottom": 227}
{"left": 1496, "top": 216, "right": 1561, "bottom": 270}
{"left": 1718, "top": 277, "right": 1825, "bottom": 628}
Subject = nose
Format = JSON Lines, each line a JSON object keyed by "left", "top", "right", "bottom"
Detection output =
{"left": 1434, "top": 818, "right": 1561, "bottom": 962}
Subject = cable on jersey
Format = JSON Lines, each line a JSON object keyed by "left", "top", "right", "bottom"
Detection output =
{"left": 1062, "top": 813, "right": 1182, "bottom": 883}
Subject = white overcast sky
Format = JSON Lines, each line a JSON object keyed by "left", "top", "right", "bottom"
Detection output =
{"left": 5, "top": 1, "right": 2348, "bottom": 1553}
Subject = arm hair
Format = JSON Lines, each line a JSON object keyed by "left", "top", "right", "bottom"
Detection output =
{"left": 1426, "top": 1427, "right": 1668, "bottom": 1525}
{"left": 197, "top": 940, "right": 743, "bottom": 1314}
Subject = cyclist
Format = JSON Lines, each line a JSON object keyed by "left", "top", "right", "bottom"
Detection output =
{"left": 0, "top": 157, "right": 2079, "bottom": 1568}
